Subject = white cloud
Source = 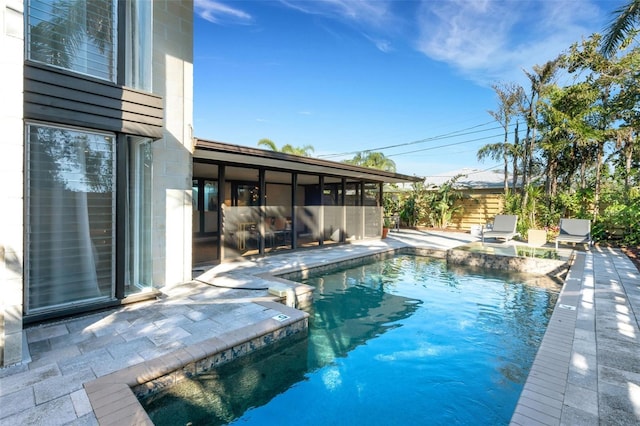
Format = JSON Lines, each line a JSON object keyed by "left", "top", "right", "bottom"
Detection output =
{"left": 279, "top": 0, "right": 394, "bottom": 28}
{"left": 194, "top": 0, "right": 253, "bottom": 24}
{"left": 414, "top": 0, "right": 606, "bottom": 86}
{"left": 279, "top": 0, "right": 400, "bottom": 51}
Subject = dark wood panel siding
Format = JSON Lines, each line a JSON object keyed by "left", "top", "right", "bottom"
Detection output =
{"left": 24, "top": 63, "right": 164, "bottom": 138}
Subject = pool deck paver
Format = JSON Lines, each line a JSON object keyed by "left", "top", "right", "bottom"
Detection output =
{"left": 0, "top": 230, "right": 638, "bottom": 425}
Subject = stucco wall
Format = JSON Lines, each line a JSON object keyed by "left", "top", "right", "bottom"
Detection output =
{"left": 152, "top": 0, "right": 194, "bottom": 288}
{"left": 0, "top": 0, "right": 24, "bottom": 366}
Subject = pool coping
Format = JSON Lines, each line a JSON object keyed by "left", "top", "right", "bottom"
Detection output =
{"left": 510, "top": 250, "right": 589, "bottom": 425}
{"left": 84, "top": 242, "right": 576, "bottom": 425}
{"left": 84, "top": 302, "right": 308, "bottom": 425}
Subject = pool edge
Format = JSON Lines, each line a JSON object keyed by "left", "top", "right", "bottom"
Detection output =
{"left": 84, "top": 302, "right": 308, "bottom": 426}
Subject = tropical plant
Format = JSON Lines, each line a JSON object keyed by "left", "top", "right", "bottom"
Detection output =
{"left": 425, "top": 177, "right": 466, "bottom": 229}
{"left": 257, "top": 138, "right": 315, "bottom": 156}
{"left": 601, "top": 0, "right": 640, "bottom": 57}
{"left": 344, "top": 151, "right": 396, "bottom": 172}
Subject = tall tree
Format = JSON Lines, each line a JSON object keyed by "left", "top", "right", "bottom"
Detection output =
{"left": 483, "top": 82, "right": 524, "bottom": 194}
{"left": 520, "top": 59, "right": 560, "bottom": 209}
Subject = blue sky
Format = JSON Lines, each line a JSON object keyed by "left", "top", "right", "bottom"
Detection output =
{"left": 193, "top": 0, "right": 617, "bottom": 178}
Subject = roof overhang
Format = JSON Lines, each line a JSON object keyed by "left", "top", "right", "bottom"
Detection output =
{"left": 193, "top": 138, "right": 421, "bottom": 184}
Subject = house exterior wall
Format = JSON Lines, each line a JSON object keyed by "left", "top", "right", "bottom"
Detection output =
{"left": 0, "top": 0, "right": 193, "bottom": 367}
{"left": 0, "top": 0, "right": 25, "bottom": 367}
{"left": 152, "top": 0, "right": 194, "bottom": 287}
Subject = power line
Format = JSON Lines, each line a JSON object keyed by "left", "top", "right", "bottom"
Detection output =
{"left": 386, "top": 133, "right": 509, "bottom": 158}
{"left": 421, "top": 164, "right": 503, "bottom": 179}
{"left": 318, "top": 120, "right": 516, "bottom": 159}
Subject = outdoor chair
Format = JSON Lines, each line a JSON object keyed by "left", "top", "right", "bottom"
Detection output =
{"left": 481, "top": 215, "right": 519, "bottom": 243}
{"left": 555, "top": 218, "right": 592, "bottom": 250}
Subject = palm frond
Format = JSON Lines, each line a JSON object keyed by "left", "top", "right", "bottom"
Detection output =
{"left": 601, "top": 0, "right": 640, "bottom": 57}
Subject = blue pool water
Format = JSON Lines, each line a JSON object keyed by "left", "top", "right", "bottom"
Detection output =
{"left": 142, "top": 255, "right": 560, "bottom": 425}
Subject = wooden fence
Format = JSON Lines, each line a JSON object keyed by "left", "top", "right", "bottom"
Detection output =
{"left": 448, "top": 191, "right": 505, "bottom": 231}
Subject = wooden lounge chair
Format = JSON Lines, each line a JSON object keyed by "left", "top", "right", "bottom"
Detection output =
{"left": 481, "top": 215, "right": 519, "bottom": 243}
{"left": 555, "top": 218, "right": 592, "bottom": 249}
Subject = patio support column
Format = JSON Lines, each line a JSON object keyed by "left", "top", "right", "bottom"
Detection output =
{"left": 291, "top": 173, "right": 297, "bottom": 249}
{"left": 360, "top": 181, "right": 365, "bottom": 240}
{"left": 218, "top": 164, "right": 225, "bottom": 261}
{"left": 379, "top": 182, "right": 384, "bottom": 237}
{"left": 258, "top": 168, "right": 266, "bottom": 254}
{"left": 318, "top": 175, "right": 325, "bottom": 246}
{"left": 340, "top": 178, "right": 346, "bottom": 243}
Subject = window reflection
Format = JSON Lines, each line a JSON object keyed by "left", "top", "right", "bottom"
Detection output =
{"left": 28, "top": 0, "right": 116, "bottom": 82}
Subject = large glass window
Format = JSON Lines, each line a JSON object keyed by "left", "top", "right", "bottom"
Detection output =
{"left": 125, "top": 136, "right": 153, "bottom": 295}
{"left": 27, "top": 0, "right": 117, "bottom": 81}
{"left": 26, "top": 124, "right": 115, "bottom": 313}
{"left": 125, "top": 0, "right": 152, "bottom": 91}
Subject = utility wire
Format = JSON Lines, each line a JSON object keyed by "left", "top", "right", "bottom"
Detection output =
{"left": 386, "top": 133, "right": 509, "bottom": 157}
{"left": 318, "top": 120, "right": 516, "bottom": 159}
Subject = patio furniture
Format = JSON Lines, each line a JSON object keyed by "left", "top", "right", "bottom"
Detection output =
{"left": 555, "top": 218, "right": 592, "bottom": 250}
{"left": 481, "top": 215, "right": 519, "bottom": 243}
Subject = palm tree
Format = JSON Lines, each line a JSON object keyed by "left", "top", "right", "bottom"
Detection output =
{"left": 257, "top": 138, "right": 315, "bottom": 157}
{"left": 601, "top": 0, "right": 640, "bottom": 57}
{"left": 483, "top": 82, "right": 524, "bottom": 194}
{"left": 343, "top": 151, "right": 396, "bottom": 172}
{"left": 477, "top": 143, "right": 510, "bottom": 193}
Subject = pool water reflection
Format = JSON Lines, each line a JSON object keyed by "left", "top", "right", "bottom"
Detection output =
{"left": 142, "top": 255, "right": 560, "bottom": 425}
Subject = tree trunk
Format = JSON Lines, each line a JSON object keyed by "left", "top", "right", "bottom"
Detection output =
{"left": 503, "top": 153, "right": 509, "bottom": 195}
{"left": 593, "top": 141, "right": 604, "bottom": 222}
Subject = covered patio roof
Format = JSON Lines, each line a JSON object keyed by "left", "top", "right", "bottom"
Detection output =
{"left": 193, "top": 138, "right": 421, "bottom": 184}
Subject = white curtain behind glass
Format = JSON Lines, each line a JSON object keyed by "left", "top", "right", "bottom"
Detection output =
{"left": 27, "top": 125, "right": 115, "bottom": 312}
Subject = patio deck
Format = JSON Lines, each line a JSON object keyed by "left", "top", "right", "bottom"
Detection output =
{"left": 0, "top": 230, "right": 638, "bottom": 425}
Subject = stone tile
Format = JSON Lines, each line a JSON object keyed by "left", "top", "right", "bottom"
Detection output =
{"left": 66, "top": 413, "right": 99, "bottom": 426}
{"left": 26, "top": 324, "right": 69, "bottom": 344}
{"left": 33, "top": 368, "right": 96, "bottom": 405}
{"left": 58, "top": 348, "right": 113, "bottom": 376}
{"left": 597, "top": 346, "right": 640, "bottom": 374}
{"left": 77, "top": 333, "right": 126, "bottom": 354}
{"left": 598, "top": 379, "right": 640, "bottom": 419}
{"left": 138, "top": 341, "right": 185, "bottom": 361}
{"left": 598, "top": 365, "right": 640, "bottom": 388}
{"left": 64, "top": 313, "right": 110, "bottom": 334}
{"left": 27, "top": 344, "right": 82, "bottom": 370}
{"left": 0, "top": 363, "right": 60, "bottom": 397}
{"left": 0, "top": 395, "right": 77, "bottom": 425}
{"left": 106, "top": 336, "right": 155, "bottom": 360}
{"left": 70, "top": 389, "right": 93, "bottom": 418}
{"left": 91, "top": 352, "right": 146, "bottom": 378}
{"left": 564, "top": 383, "right": 598, "bottom": 416}
{"left": 48, "top": 328, "right": 95, "bottom": 350}
{"left": 146, "top": 326, "right": 191, "bottom": 346}
{"left": 559, "top": 405, "right": 598, "bottom": 426}
{"left": 0, "top": 387, "right": 35, "bottom": 419}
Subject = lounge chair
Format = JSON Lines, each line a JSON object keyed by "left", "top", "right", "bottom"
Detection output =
{"left": 481, "top": 215, "right": 519, "bottom": 243}
{"left": 555, "top": 218, "right": 592, "bottom": 250}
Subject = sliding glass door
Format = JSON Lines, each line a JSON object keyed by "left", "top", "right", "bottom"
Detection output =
{"left": 26, "top": 124, "right": 115, "bottom": 313}
{"left": 125, "top": 136, "right": 153, "bottom": 295}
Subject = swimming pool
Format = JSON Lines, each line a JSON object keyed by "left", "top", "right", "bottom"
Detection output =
{"left": 142, "top": 255, "right": 560, "bottom": 425}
